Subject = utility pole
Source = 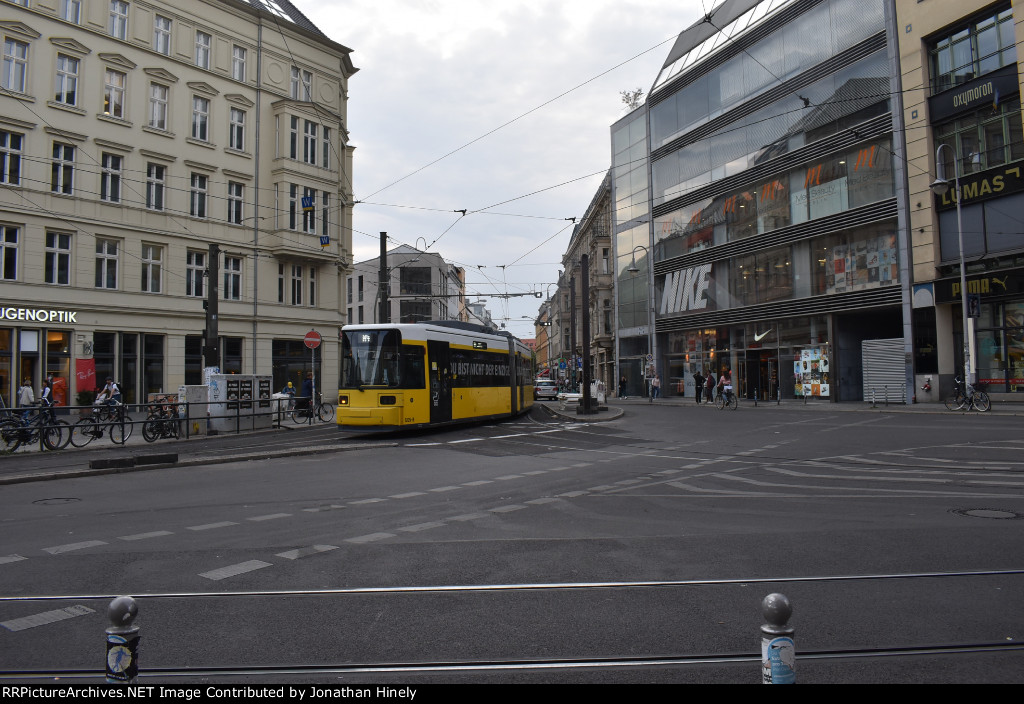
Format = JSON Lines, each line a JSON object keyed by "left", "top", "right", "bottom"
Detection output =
{"left": 203, "top": 243, "right": 221, "bottom": 370}
{"left": 580, "top": 254, "right": 595, "bottom": 415}
{"left": 379, "top": 232, "right": 390, "bottom": 324}
{"left": 569, "top": 275, "right": 576, "bottom": 390}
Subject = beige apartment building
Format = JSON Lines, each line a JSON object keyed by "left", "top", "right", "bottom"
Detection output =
{"left": 0, "top": 0, "right": 356, "bottom": 407}
{"left": 898, "top": 0, "right": 1024, "bottom": 400}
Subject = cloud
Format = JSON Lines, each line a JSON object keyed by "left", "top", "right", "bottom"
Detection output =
{"left": 298, "top": 0, "right": 705, "bottom": 333}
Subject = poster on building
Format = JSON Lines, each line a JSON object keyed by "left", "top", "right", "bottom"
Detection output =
{"left": 795, "top": 348, "right": 830, "bottom": 397}
{"left": 75, "top": 359, "right": 97, "bottom": 393}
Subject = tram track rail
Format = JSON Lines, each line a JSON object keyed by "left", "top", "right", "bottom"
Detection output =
{"left": 3, "top": 640, "right": 1023, "bottom": 681}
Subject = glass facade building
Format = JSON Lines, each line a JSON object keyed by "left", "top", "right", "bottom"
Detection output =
{"left": 613, "top": 0, "right": 913, "bottom": 402}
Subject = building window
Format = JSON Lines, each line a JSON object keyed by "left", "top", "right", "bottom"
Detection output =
{"left": 303, "top": 120, "right": 317, "bottom": 164}
{"left": 1, "top": 225, "right": 17, "bottom": 281}
{"left": 186, "top": 250, "right": 205, "bottom": 297}
{"left": 358, "top": 306, "right": 364, "bottom": 324}
{"left": 95, "top": 238, "right": 118, "bottom": 289}
{"left": 109, "top": 1, "right": 129, "bottom": 41}
{"left": 278, "top": 263, "right": 284, "bottom": 303}
{"left": 321, "top": 191, "right": 330, "bottom": 237}
{"left": 289, "top": 116, "right": 299, "bottom": 159}
{"left": 148, "top": 82, "right": 168, "bottom": 130}
{"left": 223, "top": 255, "right": 241, "bottom": 301}
{"left": 62, "top": 0, "right": 82, "bottom": 24}
{"left": 934, "top": 98, "right": 1024, "bottom": 176}
{"left": 309, "top": 266, "right": 317, "bottom": 307}
{"left": 290, "top": 264, "right": 303, "bottom": 305}
{"left": 290, "top": 66, "right": 311, "bottom": 100}
{"left": 2, "top": 39, "right": 28, "bottom": 94}
{"left": 54, "top": 54, "right": 79, "bottom": 106}
{"left": 347, "top": 277, "right": 352, "bottom": 304}
{"left": 302, "top": 187, "right": 316, "bottom": 234}
{"left": 232, "top": 45, "right": 246, "bottom": 82}
{"left": 357, "top": 275, "right": 363, "bottom": 302}
{"left": 45, "top": 232, "right": 71, "bottom": 285}
{"left": 154, "top": 15, "right": 171, "bottom": 55}
{"left": 930, "top": 7, "right": 1016, "bottom": 95}
{"left": 195, "top": 31, "right": 211, "bottom": 69}
{"left": 229, "top": 108, "right": 245, "bottom": 151}
{"left": 50, "top": 142, "right": 74, "bottom": 195}
{"left": 322, "top": 127, "right": 331, "bottom": 169}
{"left": 103, "top": 69, "right": 126, "bottom": 119}
{"left": 227, "top": 181, "right": 243, "bottom": 224}
{"left": 191, "top": 96, "right": 209, "bottom": 141}
{"left": 146, "top": 163, "right": 165, "bottom": 211}
{"left": 100, "top": 152, "right": 122, "bottom": 203}
{"left": 0, "top": 130, "right": 22, "bottom": 185}
{"left": 190, "top": 173, "right": 207, "bottom": 218}
{"left": 141, "top": 243, "right": 161, "bottom": 293}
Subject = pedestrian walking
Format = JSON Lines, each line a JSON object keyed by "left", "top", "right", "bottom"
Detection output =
{"left": 705, "top": 370, "right": 715, "bottom": 404}
{"left": 619, "top": 375, "right": 627, "bottom": 399}
{"left": 18, "top": 378, "right": 34, "bottom": 419}
{"left": 299, "top": 372, "right": 313, "bottom": 410}
{"left": 693, "top": 369, "right": 704, "bottom": 404}
{"left": 651, "top": 374, "right": 661, "bottom": 401}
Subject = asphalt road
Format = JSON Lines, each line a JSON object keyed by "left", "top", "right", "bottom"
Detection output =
{"left": 1, "top": 402, "right": 1022, "bottom": 684}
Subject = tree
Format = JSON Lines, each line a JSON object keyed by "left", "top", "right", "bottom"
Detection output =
{"left": 620, "top": 88, "right": 644, "bottom": 111}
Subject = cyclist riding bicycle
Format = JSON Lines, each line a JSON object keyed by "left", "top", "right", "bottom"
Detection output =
{"left": 718, "top": 371, "right": 732, "bottom": 398}
{"left": 96, "top": 377, "right": 121, "bottom": 414}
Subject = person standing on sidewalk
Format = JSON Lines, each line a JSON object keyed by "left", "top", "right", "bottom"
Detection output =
{"left": 706, "top": 370, "right": 716, "bottom": 404}
{"left": 651, "top": 374, "right": 661, "bottom": 401}
{"left": 694, "top": 369, "right": 704, "bottom": 404}
{"left": 619, "top": 375, "right": 627, "bottom": 399}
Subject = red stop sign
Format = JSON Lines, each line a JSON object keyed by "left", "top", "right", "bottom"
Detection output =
{"left": 304, "top": 330, "right": 322, "bottom": 349}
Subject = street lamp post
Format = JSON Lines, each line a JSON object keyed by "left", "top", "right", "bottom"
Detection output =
{"left": 930, "top": 143, "right": 974, "bottom": 386}
{"left": 626, "top": 244, "right": 654, "bottom": 395}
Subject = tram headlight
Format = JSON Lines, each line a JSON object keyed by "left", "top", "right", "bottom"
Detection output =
{"left": 338, "top": 395, "right": 349, "bottom": 406}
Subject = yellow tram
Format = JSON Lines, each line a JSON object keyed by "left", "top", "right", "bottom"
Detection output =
{"left": 336, "top": 321, "right": 534, "bottom": 431}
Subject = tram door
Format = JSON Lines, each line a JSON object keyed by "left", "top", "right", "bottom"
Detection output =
{"left": 427, "top": 340, "right": 452, "bottom": 424}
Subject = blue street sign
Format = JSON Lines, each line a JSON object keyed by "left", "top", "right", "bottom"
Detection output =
{"left": 319, "top": 235, "right": 330, "bottom": 247}
{"left": 301, "top": 196, "right": 315, "bottom": 211}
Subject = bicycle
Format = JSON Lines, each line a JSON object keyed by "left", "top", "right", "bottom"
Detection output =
{"left": 142, "top": 398, "right": 181, "bottom": 442}
{"left": 289, "top": 393, "right": 335, "bottom": 424}
{"left": 0, "top": 405, "right": 68, "bottom": 452}
{"left": 943, "top": 375, "right": 991, "bottom": 412}
{"left": 71, "top": 401, "right": 134, "bottom": 447}
{"left": 715, "top": 386, "right": 738, "bottom": 410}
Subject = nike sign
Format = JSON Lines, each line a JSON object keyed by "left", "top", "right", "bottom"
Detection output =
{"left": 754, "top": 329, "right": 772, "bottom": 342}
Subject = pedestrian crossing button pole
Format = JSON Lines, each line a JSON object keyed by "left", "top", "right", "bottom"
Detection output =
{"left": 761, "top": 592, "right": 795, "bottom": 684}
{"left": 105, "top": 596, "right": 140, "bottom": 684}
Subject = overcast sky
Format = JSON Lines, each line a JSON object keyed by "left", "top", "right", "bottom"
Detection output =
{"left": 300, "top": 1, "right": 707, "bottom": 338}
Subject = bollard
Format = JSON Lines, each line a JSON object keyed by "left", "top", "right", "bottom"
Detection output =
{"left": 761, "top": 593, "right": 795, "bottom": 684}
{"left": 105, "top": 596, "right": 140, "bottom": 684}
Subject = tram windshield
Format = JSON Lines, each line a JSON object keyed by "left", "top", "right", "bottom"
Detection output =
{"left": 340, "top": 329, "right": 425, "bottom": 390}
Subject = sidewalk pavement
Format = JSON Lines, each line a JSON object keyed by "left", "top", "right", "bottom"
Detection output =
{"left": 0, "top": 412, "right": 393, "bottom": 486}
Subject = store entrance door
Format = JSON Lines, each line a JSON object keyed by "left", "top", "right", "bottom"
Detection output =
{"left": 742, "top": 350, "right": 778, "bottom": 401}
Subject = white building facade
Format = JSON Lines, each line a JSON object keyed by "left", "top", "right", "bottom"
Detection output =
{"left": 346, "top": 245, "right": 465, "bottom": 326}
{"left": 0, "top": 0, "right": 357, "bottom": 404}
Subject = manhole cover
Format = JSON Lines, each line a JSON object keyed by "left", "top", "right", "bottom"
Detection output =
{"left": 952, "top": 508, "right": 1022, "bottom": 520}
{"left": 32, "top": 498, "right": 81, "bottom": 505}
